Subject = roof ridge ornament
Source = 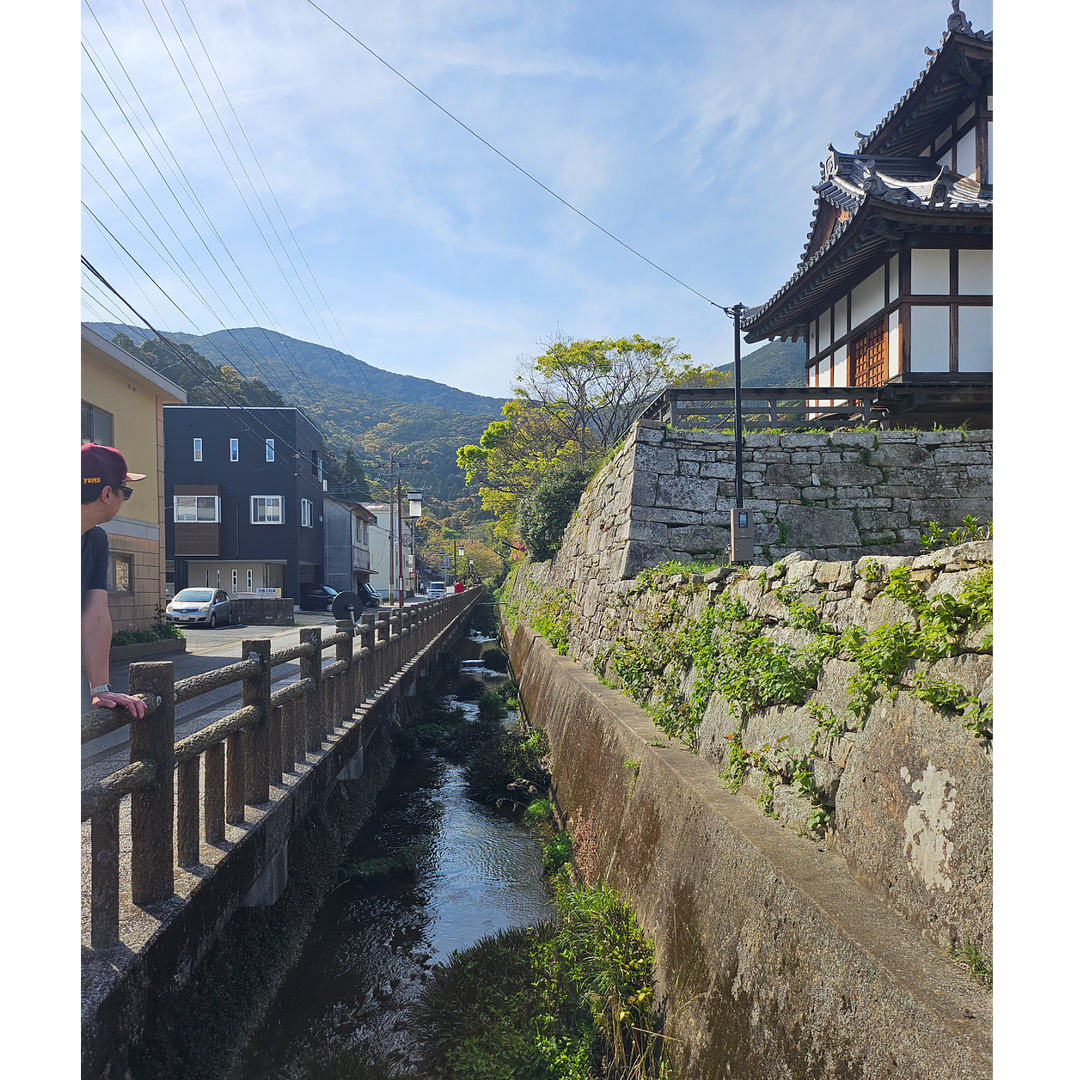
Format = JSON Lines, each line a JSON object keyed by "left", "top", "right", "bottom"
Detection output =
{"left": 947, "top": 1, "right": 974, "bottom": 36}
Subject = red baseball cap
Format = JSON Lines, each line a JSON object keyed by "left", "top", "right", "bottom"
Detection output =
{"left": 82, "top": 443, "right": 146, "bottom": 490}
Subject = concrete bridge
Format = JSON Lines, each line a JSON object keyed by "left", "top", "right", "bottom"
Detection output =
{"left": 81, "top": 587, "right": 481, "bottom": 1080}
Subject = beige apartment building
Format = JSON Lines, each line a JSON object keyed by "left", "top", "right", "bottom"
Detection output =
{"left": 82, "top": 325, "right": 186, "bottom": 629}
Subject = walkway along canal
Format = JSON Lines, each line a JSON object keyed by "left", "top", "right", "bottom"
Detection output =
{"left": 228, "top": 628, "right": 554, "bottom": 1079}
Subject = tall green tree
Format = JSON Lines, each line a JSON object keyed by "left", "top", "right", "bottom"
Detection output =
{"left": 458, "top": 333, "right": 723, "bottom": 553}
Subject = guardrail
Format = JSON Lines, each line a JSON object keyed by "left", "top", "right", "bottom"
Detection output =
{"left": 638, "top": 386, "right": 879, "bottom": 429}
{"left": 81, "top": 588, "right": 480, "bottom": 950}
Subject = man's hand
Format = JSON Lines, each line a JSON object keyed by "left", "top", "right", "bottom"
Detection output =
{"left": 91, "top": 690, "right": 147, "bottom": 719}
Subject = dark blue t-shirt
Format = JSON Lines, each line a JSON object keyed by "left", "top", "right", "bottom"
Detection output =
{"left": 82, "top": 525, "right": 109, "bottom": 597}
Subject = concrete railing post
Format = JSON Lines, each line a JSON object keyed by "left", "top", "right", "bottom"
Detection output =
{"left": 358, "top": 613, "right": 375, "bottom": 703}
{"left": 336, "top": 618, "right": 353, "bottom": 722}
{"left": 301, "top": 627, "right": 322, "bottom": 753}
{"left": 90, "top": 803, "right": 120, "bottom": 949}
{"left": 129, "top": 661, "right": 175, "bottom": 905}
{"left": 242, "top": 638, "right": 272, "bottom": 805}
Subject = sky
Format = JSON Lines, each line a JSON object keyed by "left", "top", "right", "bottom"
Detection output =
{"left": 76, "top": 0, "right": 995, "bottom": 399}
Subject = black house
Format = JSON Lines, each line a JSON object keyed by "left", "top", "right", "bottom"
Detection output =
{"left": 164, "top": 406, "right": 325, "bottom": 606}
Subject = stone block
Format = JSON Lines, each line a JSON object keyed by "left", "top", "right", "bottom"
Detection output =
{"left": 758, "top": 485, "right": 801, "bottom": 502}
{"left": 776, "top": 504, "right": 860, "bottom": 547}
{"left": 666, "top": 524, "right": 728, "bottom": 554}
{"left": 632, "top": 506, "right": 702, "bottom": 525}
{"left": 817, "top": 462, "right": 881, "bottom": 487}
{"left": 915, "top": 431, "right": 964, "bottom": 446}
{"left": 931, "top": 445, "right": 990, "bottom": 465}
{"left": 743, "top": 432, "right": 780, "bottom": 447}
{"left": 699, "top": 461, "right": 736, "bottom": 480}
{"left": 634, "top": 446, "right": 679, "bottom": 474}
{"left": 766, "top": 462, "right": 811, "bottom": 485}
{"left": 867, "top": 443, "right": 933, "bottom": 469}
{"left": 679, "top": 461, "right": 701, "bottom": 476}
{"left": 828, "top": 432, "right": 877, "bottom": 450}
{"left": 628, "top": 470, "right": 657, "bottom": 508}
{"left": 834, "top": 695, "right": 992, "bottom": 952}
{"left": 790, "top": 452, "right": 821, "bottom": 464}
{"left": 656, "top": 475, "right": 719, "bottom": 510}
{"left": 619, "top": 540, "right": 669, "bottom": 579}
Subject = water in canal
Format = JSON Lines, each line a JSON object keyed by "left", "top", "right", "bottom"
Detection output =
{"left": 230, "top": 631, "right": 554, "bottom": 1080}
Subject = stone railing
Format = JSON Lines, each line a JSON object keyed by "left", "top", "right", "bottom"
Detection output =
{"left": 80, "top": 589, "right": 479, "bottom": 951}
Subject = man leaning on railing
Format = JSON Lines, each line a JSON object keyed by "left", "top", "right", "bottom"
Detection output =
{"left": 81, "top": 443, "right": 147, "bottom": 719}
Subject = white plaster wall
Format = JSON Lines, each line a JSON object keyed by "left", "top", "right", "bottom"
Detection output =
{"left": 888, "top": 312, "right": 900, "bottom": 377}
{"left": 958, "top": 307, "right": 993, "bottom": 371}
{"left": 833, "top": 300, "right": 847, "bottom": 340}
{"left": 959, "top": 250, "right": 992, "bottom": 295}
{"left": 987, "top": 121, "right": 993, "bottom": 184}
{"left": 888, "top": 255, "right": 899, "bottom": 303}
{"left": 911, "top": 250, "right": 950, "bottom": 295}
{"left": 851, "top": 266, "right": 885, "bottom": 329}
{"left": 833, "top": 344, "right": 846, "bottom": 386}
{"left": 909, "top": 306, "right": 950, "bottom": 371}
{"left": 956, "top": 128, "right": 976, "bottom": 177}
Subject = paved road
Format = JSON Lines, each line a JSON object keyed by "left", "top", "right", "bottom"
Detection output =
{"left": 81, "top": 600, "right": 429, "bottom": 773}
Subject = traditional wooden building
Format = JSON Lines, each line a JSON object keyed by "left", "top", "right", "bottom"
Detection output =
{"left": 741, "top": 3, "right": 992, "bottom": 426}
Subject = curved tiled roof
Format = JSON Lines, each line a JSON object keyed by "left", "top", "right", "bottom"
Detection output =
{"left": 742, "top": 7, "right": 992, "bottom": 340}
{"left": 857, "top": 3, "right": 991, "bottom": 155}
{"left": 741, "top": 148, "right": 991, "bottom": 331}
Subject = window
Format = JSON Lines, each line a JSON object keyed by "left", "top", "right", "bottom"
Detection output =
{"left": 230, "top": 438, "right": 239, "bottom": 462}
{"left": 81, "top": 402, "right": 114, "bottom": 447}
{"left": 265, "top": 438, "right": 275, "bottom": 462}
{"left": 247, "top": 569, "right": 253, "bottom": 591}
{"left": 193, "top": 438, "right": 203, "bottom": 462}
{"left": 851, "top": 321, "right": 888, "bottom": 387}
{"left": 174, "top": 495, "right": 221, "bottom": 522}
{"left": 232, "top": 569, "right": 237, "bottom": 592}
{"left": 310, "top": 448, "right": 318, "bottom": 477}
{"left": 301, "top": 498, "right": 313, "bottom": 527}
{"left": 108, "top": 552, "right": 133, "bottom": 593}
{"left": 251, "top": 496, "right": 284, "bottom": 524}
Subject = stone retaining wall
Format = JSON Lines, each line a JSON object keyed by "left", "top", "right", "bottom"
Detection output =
{"left": 505, "top": 423, "right": 993, "bottom": 980}
{"left": 510, "top": 623, "right": 992, "bottom": 1080}
{"left": 560, "top": 420, "right": 992, "bottom": 583}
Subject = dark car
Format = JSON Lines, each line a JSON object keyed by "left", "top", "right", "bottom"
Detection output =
{"left": 298, "top": 585, "right": 340, "bottom": 612}
{"left": 300, "top": 584, "right": 382, "bottom": 612}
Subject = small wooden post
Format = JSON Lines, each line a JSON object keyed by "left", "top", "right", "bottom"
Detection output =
{"left": 243, "top": 639, "right": 272, "bottom": 806}
{"left": 90, "top": 803, "right": 120, "bottom": 950}
{"left": 205, "top": 742, "right": 225, "bottom": 841}
{"left": 176, "top": 757, "right": 200, "bottom": 867}
{"left": 129, "top": 661, "right": 175, "bottom": 905}
{"left": 336, "top": 619, "right": 354, "bottom": 721}
{"left": 226, "top": 730, "right": 245, "bottom": 825}
{"left": 301, "top": 627, "right": 322, "bottom": 753}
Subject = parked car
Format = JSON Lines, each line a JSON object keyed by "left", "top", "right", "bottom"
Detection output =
{"left": 166, "top": 588, "right": 232, "bottom": 628}
{"left": 427, "top": 581, "right": 446, "bottom": 599}
{"left": 299, "top": 584, "right": 340, "bottom": 612}
{"left": 358, "top": 582, "right": 382, "bottom": 608}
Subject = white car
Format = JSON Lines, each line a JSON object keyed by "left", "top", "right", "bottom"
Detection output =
{"left": 427, "top": 581, "right": 446, "bottom": 598}
{"left": 166, "top": 588, "right": 233, "bottom": 628}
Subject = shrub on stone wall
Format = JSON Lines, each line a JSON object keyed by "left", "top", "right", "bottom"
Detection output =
{"left": 516, "top": 463, "right": 592, "bottom": 561}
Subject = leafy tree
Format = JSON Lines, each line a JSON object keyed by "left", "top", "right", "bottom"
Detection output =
{"left": 459, "top": 333, "right": 722, "bottom": 552}
{"left": 516, "top": 463, "right": 591, "bottom": 561}
{"left": 514, "top": 332, "right": 725, "bottom": 463}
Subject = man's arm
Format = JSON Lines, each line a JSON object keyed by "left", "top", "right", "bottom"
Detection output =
{"left": 81, "top": 589, "right": 146, "bottom": 719}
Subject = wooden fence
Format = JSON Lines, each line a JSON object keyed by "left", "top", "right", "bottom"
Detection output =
{"left": 639, "top": 387, "right": 879, "bottom": 429}
{"left": 81, "top": 589, "right": 479, "bottom": 950}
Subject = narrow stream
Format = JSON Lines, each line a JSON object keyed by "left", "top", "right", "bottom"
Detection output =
{"left": 230, "top": 632, "right": 554, "bottom": 1080}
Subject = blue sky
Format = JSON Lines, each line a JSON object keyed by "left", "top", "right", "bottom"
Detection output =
{"left": 77, "top": 0, "right": 994, "bottom": 398}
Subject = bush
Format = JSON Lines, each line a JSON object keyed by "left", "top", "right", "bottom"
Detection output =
{"left": 464, "top": 728, "right": 550, "bottom": 807}
{"left": 110, "top": 618, "right": 184, "bottom": 649}
{"left": 476, "top": 690, "right": 509, "bottom": 719}
{"left": 517, "top": 464, "right": 591, "bottom": 561}
{"left": 480, "top": 647, "right": 509, "bottom": 672}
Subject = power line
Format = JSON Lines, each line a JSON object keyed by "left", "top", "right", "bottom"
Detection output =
{"left": 303, "top": 0, "right": 725, "bottom": 310}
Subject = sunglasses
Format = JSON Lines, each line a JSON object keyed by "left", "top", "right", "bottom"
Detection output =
{"left": 115, "top": 485, "right": 134, "bottom": 501}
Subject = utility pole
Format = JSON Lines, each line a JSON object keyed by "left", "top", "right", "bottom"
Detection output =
{"left": 724, "top": 302, "right": 754, "bottom": 562}
{"left": 372, "top": 448, "right": 431, "bottom": 606}
{"left": 396, "top": 479, "right": 406, "bottom": 608}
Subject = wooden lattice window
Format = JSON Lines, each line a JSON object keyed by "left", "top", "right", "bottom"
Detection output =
{"left": 851, "top": 320, "right": 887, "bottom": 387}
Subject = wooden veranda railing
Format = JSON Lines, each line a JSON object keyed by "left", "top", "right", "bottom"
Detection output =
{"left": 81, "top": 588, "right": 479, "bottom": 950}
{"left": 638, "top": 387, "right": 880, "bottom": 430}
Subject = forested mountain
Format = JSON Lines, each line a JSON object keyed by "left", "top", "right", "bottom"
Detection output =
{"left": 87, "top": 322, "right": 508, "bottom": 504}
{"left": 719, "top": 339, "right": 806, "bottom": 386}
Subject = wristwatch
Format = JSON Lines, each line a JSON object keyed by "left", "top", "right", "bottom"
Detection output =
{"left": 90, "top": 683, "right": 111, "bottom": 695}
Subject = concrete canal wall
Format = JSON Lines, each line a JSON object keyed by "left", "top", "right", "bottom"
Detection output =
{"left": 509, "top": 622, "right": 992, "bottom": 1079}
